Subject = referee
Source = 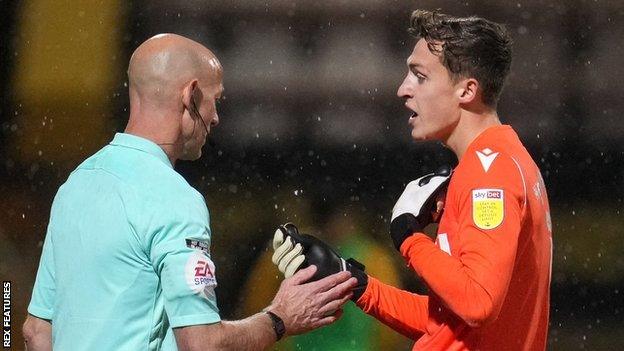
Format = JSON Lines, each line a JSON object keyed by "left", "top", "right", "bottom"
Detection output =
{"left": 22, "top": 34, "right": 356, "bottom": 350}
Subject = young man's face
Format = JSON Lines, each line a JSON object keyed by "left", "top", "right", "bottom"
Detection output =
{"left": 397, "top": 38, "right": 462, "bottom": 143}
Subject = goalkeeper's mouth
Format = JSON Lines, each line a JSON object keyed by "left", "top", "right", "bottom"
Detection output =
{"left": 408, "top": 111, "right": 419, "bottom": 121}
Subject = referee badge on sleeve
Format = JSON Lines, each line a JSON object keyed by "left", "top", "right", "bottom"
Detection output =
{"left": 472, "top": 189, "right": 504, "bottom": 230}
{"left": 185, "top": 252, "right": 218, "bottom": 299}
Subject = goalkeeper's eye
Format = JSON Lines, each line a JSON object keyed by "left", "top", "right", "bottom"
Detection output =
{"left": 416, "top": 72, "right": 427, "bottom": 83}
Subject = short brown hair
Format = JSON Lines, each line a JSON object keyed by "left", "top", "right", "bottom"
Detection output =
{"left": 409, "top": 10, "right": 513, "bottom": 107}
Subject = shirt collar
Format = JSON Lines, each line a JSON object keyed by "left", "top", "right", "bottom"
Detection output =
{"left": 109, "top": 133, "right": 173, "bottom": 168}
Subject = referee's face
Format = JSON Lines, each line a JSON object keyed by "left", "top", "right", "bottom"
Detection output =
{"left": 397, "top": 38, "right": 462, "bottom": 143}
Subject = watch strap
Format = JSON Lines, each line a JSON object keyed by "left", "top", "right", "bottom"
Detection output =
{"left": 265, "top": 311, "right": 286, "bottom": 341}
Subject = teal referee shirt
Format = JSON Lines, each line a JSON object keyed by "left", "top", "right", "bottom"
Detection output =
{"left": 28, "top": 133, "right": 221, "bottom": 350}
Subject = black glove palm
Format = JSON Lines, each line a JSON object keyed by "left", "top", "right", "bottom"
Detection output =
{"left": 272, "top": 223, "right": 368, "bottom": 301}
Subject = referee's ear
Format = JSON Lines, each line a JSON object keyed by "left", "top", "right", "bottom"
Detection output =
{"left": 181, "top": 79, "right": 199, "bottom": 113}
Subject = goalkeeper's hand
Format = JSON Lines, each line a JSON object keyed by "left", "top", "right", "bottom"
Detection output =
{"left": 390, "top": 166, "right": 452, "bottom": 250}
{"left": 271, "top": 223, "right": 368, "bottom": 301}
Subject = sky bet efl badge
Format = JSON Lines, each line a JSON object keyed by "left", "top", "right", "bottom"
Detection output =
{"left": 472, "top": 189, "right": 504, "bottom": 229}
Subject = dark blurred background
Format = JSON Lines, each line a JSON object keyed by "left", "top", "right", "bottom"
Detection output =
{"left": 1, "top": 0, "right": 623, "bottom": 350}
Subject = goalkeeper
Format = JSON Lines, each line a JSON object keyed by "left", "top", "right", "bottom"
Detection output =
{"left": 272, "top": 9, "right": 552, "bottom": 351}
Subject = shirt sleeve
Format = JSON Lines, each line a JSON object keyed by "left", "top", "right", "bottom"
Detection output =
{"left": 399, "top": 153, "right": 525, "bottom": 327}
{"left": 28, "top": 225, "right": 56, "bottom": 320}
{"left": 355, "top": 276, "right": 429, "bottom": 339}
{"left": 148, "top": 197, "right": 221, "bottom": 328}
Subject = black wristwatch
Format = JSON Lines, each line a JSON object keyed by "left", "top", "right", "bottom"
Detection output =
{"left": 265, "top": 311, "right": 286, "bottom": 341}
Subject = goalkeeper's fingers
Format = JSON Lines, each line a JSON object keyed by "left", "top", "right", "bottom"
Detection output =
{"left": 273, "top": 227, "right": 286, "bottom": 250}
{"left": 272, "top": 236, "right": 294, "bottom": 265}
{"left": 284, "top": 254, "right": 305, "bottom": 278}
{"left": 272, "top": 235, "right": 306, "bottom": 277}
{"left": 272, "top": 224, "right": 307, "bottom": 277}
{"left": 278, "top": 243, "right": 303, "bottom": 274}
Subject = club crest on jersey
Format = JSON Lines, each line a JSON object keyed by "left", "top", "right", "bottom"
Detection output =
{"left": 185, "top": 251, "right": 217, "bottom": 297}
{"left": 472, "top": 189, "right": 504, "bottom": 230}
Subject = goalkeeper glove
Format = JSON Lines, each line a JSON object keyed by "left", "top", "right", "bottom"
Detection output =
{"left": 390, "top": 166, "right": 452, "bottom": 250}
{"left": 271, "top": 223, "right": 368, "bottom": 301}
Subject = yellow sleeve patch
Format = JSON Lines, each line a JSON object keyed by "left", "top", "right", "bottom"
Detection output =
{"left": 472, "top": 189, "right": 504, "bottom": 230}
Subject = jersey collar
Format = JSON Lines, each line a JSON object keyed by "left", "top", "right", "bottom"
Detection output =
{"left": 464, "top": 124, "right": 513, "bottom": 154}
{"left": 109, "top": 133, "right": 173, "bottom": 169}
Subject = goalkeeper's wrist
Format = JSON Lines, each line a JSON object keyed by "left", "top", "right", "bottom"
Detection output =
{"left": 344, "top": 258, "right": 368, "bottom": 301}
{"left": 349, "top": 270, "right": 368, "bottom": 301}
{"left": 389, "top": 213, "right": 424, "bottom": 251}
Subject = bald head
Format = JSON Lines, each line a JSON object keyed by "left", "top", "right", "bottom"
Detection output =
{"left": 125, "top": 34, "right": 224, "bottom": 164}
{"left": 128, "top": 33, "right": 222, "bottom": 106}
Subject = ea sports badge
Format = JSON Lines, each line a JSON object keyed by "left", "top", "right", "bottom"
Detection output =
{"left": 185, "top": 251, "right": 217, "bottom": 299}
{"left": 472, "top": 189, "right": 504, "bottom": 230}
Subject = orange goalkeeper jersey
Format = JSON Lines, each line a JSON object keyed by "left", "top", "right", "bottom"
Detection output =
{"left": 357, "top": 125, "right": 552, "bottom": 350}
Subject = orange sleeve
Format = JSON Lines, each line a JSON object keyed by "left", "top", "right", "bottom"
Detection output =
{"left": 400, "top": 154, "right": 525, "bottom": 327}
{"left": 355, "top": 276, "right": 429, "bottom": 339}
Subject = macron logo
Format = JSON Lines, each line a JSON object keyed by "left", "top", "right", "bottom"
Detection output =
{"left": 476, "top": 148, "right": 499, "bottom": 172}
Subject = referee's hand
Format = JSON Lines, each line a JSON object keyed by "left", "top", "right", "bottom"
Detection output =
{"left": 266, "top": 265, "right": 357, "bottom": 336}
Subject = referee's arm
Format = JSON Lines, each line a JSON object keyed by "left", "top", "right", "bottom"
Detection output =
{"left": 174, "top": 266, "right": 356, "bottom": 351}
{"left": 23, "top": 314, "right": 52, "bottom": 351}
{"left": 174, "top": 313, "right": 278, "bottom": 351}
